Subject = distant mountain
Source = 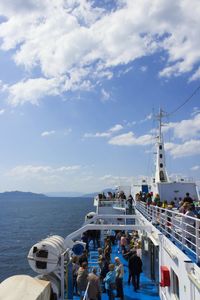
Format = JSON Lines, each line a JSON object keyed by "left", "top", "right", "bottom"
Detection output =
{"left": 0, "top": 191, "right": 47, "bottom": 199}
{"left": 45, "top": 191, "right": 84, "bottom": 197}
{"left": 83, "top": 188, "right": 116, "bottom": 198}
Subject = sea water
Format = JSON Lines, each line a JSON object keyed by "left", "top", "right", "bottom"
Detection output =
{"left": 0, "top": 197, "right": 93, "bottom": 282}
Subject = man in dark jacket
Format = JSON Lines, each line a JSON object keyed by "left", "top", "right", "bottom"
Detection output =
{"left": 128, "top": 250, "right": 142, "bottom": 291}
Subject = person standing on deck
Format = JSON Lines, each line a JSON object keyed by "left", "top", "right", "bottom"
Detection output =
{"left": 77, "top": 262, "right": 88, "bottom": 299}
{"left": 104, "top": 264, "right": 116, "bottom": 300}
{"left": 79, "top": 250, "right": 88, "bottom": 266}
{"left": 114, "top": 257, "right": 124, "bottom": 300}
{"left": 128, "top": 250, "right": 142, "bottom": 292}
{"left": 127, "top": 194, "right": 133, "bottom": 214}
{"left": 183, "top": 192, "right": 193, "bottom": 204}
{"left": 88, "top": 267, "right": 101, "bottom": 300}
{"left": 120, "top": 234, "right": 127, "bottom": 254}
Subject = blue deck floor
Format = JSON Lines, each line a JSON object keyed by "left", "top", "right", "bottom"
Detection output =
{"left": 74, "top": 245, "right": 160, "bottom": 300}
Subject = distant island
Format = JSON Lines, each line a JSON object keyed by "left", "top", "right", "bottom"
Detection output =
{"left": 0, "top": 188, "right": 115, "bottom": 199}
{"left": 0, "top": 191, "right": 47, "bottom": 199}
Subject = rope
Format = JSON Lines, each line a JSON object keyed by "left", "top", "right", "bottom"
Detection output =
{"left": 167, "top": 84, "right": 200, "bottom": 116}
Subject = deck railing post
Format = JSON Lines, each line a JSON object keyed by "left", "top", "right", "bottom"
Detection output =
{"left": 61, "top": 252, "right": 65, "bottom": 300}
{"left": 195, "top": 219, "right": 200, "bottom": 263}
{"left": 181, "top": 215, "right": 186, "bottom": 250}
{"left": 171, "top": 212, "right": 175, "bottom": 242}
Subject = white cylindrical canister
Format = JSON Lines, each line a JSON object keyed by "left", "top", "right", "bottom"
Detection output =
{"left": 28, "top": 235, "right": 65, "bottom": 274}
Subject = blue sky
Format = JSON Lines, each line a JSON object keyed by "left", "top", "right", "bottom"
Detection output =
{"left": 0, "top": 0, "right": 199, "bottom": 194}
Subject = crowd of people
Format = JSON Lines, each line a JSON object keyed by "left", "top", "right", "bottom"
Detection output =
{"left": 72, "top": 230, "right": 143, "bottom": 300}
{"left": 136, "top": 191, "right": 200, "bottom": 217}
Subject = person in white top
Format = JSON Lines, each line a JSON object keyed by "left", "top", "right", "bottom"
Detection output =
{"left": 115, "top": 257, "right": 124, "bottom": 300}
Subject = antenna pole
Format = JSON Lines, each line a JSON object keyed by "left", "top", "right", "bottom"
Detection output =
{"left": 158, "top": 108, "right": 165, "bottom": 143}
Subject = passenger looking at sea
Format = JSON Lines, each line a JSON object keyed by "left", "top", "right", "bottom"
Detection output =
{"left": 115, "top": 257, "right": 124, "bottom": 300}
{"left": 104, "top": 264, "right": 116, "bottom": 300}
{"left": 128, "top": 250, "right": 143, "bottom": 292}
{"left": 88, "top": 267, "right": 101, "bottom": 300}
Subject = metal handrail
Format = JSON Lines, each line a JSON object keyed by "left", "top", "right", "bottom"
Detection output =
{"left": 83, "top": 282, "right": 90, "bottom": 300}
{"left": 135, "top": 201, "right": 200, "bottom": 263}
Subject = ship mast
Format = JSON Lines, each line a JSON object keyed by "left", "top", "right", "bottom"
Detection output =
{"left": 155, "top": 109, "right": 169, "bottom": 183}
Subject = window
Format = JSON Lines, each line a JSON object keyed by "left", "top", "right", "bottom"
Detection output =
{"left": 172, "top": 269, "right": 179, "bottom": 299}
{"left": 160, "top": 171, "right": 165, "bottom": 182}
{"left": 160, "top": 154, "right": 163, "bottom": 158}
{"left": 159, "top": 145, "right": 162, "bottom": 150}
{"left": 160, "top": 163, "right": 163, "bottom": 168}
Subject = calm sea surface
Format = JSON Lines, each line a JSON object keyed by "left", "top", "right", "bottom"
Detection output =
{"left": 0, "top": 197, "right": 93, "bottom": 282}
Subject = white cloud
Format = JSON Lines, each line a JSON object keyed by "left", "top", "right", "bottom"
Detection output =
{"left": 140, "top": 66, "right": 148, "bottom": 72}
{"left": 7, "top": 77, "right": 63, "bottom": 106}
{"left": 7, "top": 164, "right": 81, "bottom": 177}
{"left": 189, "top": 67, "right": 200, "bottom": 81}
{"left": 0, "top": 109, "right": 5, "bottom": 115}
{"left": 84, "top": 123, "right": 123, "bottom": 138}
{"left": 109, "top": 131, "right": 154, "bottom": 146}
{"left": 83, "top": 132, "right": 110, "bottom": 138}
{"left": 191, "top": 165, "right": 200, "bottom": 171}
{"left": 165, "top": 139, "right": 200, "bottom": 158}
{"left": 41, "top": 130, "right": 56, "bottom": 137}
{"left": 1, "top": 1, "right": 200, "bottom": 104}
{"left": 99, "top": 174, "right": 132, "bottom": 186}
{"left": 101, "top": 88, "right": 110, "bottom": 102}
{"left": 191, "top": 107, "right": 200, "bottom": 116}
{"left": 173, "top": 114, "right": 200, "bottom": 140}
{"left": 165, "top": 113, "right": 200, "bottom": 140}
{"left": 154, "top": 113, "right": 200, "bottom": 141}
{"left": 140, "top": 113, "right": 153, "bottom": 123}
{"left": 109, "top": 124, "right": 123, "bottom": 132}
{"left": 0, "top": 80, "right": 8, "bottom": 92}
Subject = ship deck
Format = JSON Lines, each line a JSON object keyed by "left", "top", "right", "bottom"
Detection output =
{"left": 74, "top": 244, "right": 160, "bottom": 300}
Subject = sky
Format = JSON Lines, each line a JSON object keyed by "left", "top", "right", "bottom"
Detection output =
{"left": 0, "top": 0, "right": 199, "bottom": 194}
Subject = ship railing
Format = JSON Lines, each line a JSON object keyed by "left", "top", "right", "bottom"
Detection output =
{"left": 83, "top": 282, "right": 90, "bottom": 300}
{"left": 135, "top": 201, "right": 200, "bottom": 263}
{"left": 168, "top": 175, "right": 195, "bottom": 183}
{"left": 97, "top": 199, "right": 126, "bottom": 208}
